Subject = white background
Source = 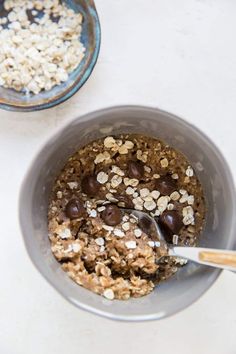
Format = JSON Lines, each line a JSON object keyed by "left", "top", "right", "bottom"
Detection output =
{"left": 0, "top": 1, "right": 236, "bottom": 353}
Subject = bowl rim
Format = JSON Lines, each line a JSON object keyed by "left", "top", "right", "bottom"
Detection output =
{"left": 0, "top": 2, "right": 101, "bottom": 112}
{"left": 19, "top": 105, "right": 236, "bottom": 321}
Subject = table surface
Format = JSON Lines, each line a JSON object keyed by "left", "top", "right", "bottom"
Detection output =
{"left": 1, "top": 1, "right": 236, "bottom": 353}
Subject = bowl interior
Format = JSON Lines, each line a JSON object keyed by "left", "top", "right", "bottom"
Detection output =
{"left": 19, "top": 106, "right": 236, "bottom": 321}
{"left": 0, "top": 0, "right": 100, "bottom": 111}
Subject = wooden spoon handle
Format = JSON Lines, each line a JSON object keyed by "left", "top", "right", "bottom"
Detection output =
{"left": 171, "top": 247, "right": 236, "bottom": 272}
{"left": 199, "top": 251, "right": 236, "bottom": 268}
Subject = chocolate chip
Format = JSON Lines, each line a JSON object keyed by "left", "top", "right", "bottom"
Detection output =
{"left": 81, "top": 174, "right": 101, "bottom": 196}
{"left": 101, "top": 204, "right": 122, "bottom": 226}
{"left": 65, "top": 198, "right": 85, "bottom": 219}
{"left": 127, "top": 161, "right": 144, "bottom": 179}
{"left": 158, "top": 210, "right": 183, "bottom": 243}
{"left": 155, "top": 176, "right": 177, "bottom": 196}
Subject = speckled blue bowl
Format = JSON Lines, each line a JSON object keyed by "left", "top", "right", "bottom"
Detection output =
{"left": 0, "top": 0, "right": 101, "bottom": 112}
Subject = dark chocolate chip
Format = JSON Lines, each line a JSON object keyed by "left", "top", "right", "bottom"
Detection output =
{"left": 101, "top": 204, "right": 122, "bottom": 226}
{"left": 127, "top": 160, "right": 144, "bottom": 180}
{"left": 155, "top": 175, "right": 177, "bottom": 196}
{"left": 158, "top": 210, "right": 183, "bottom": 243}
{"left": 65, "top": 198, "right": 85, "bottom": 219}
{"left": 81, "top": 174, "right": 101, "bottom": 196}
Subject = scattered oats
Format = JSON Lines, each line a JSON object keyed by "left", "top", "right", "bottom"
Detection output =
{"left": 144, "top": 166, "right": 151, "bottom": 173}
{"left": 104, "top": 136, "right": 116, "bottom": 148}
{"left": 171, "top": 173, "right": 179, "bottom": 180}
{"left": 134, "top": 204, "right": 143, "bottom": 210}
{"left": 95, "top": 237, "right": 105, "bottom": 246}
{"left": 187, "top": 195, "right": 194, "bottom": 205}
{"left": 118, "top": 202, "right": 125, "bottom": 207}
{"left": 89, "top": 209, "right": 97, "bottom": 218}
{"left": 72, "top": 243, "right": 81, "bottom": 253}
{"left": 0, "top": 2, "right": 85, "bottom": 94}
{"left": 183, "top": 206, "right": 194, "bottom": 217}
{"left": 118, "top": 145, "right": 129, "bottom": 154}
{"left": 151, "top": 190, "right": 160, "bottom": 199}
{"left": 114, "top": 229, "right": 125, "bottom": 237}
{"left": 102, "top": 225, "right": 114, "bottom": 231}
{"left": 186, "top": 166, "right": 194, "bottom": 177}
{"left": 103, "top": 288, "right": 114, "bottom": 300}
{"left": 122, "top": 222, "right": 130, "bottom": 231}
{"left": 179, "top": 194, "right": 189, "bottom": 203}
{"left": 133, "top": 192, "right": 139, "bottom": 198}
{"left": 167, "top": 203, "right": 174, "bottom": 210}
{"left": 106, "top": 182, "right": 111, "bottom": 189}
{"left": 125, "top": 241, "right": 137, "bottom": 249}
{"left": 123, "top": 215, "right": 129, "bottom": 222}
{"left": 157, "top": 196, "right": 169, "bottom": 212}
{"left": 140, "top": 188, "right": 150, "bottom": 198}
{"left": 133, "top": 197, "right": 144, "bottom": 205}
{"left": 67, "top": 182, "right": 78, "bottom": 190}
{"left": 58, "top": 227, "right": 71, "bottom": 239}
{"left": 111, "top": 165, "right": 125, "bottom": 176}
{"left": 134, "top": 229, "right": 142, "bottom": 238}
{"left": 65, "top": 245, "right": 73, "bottom": 253}
{"left": 160, "top": 158, "right": 169, "bottom": 168}
{"left": 153, "top": 174, "right": 160, "bottom": 179}
{"left": 124, "top": 140, "right": 134, "bottom": 149}
{"left": 97, "top": 206, "right": 106, "bottom": 212}
{"left": 111, "top": 175, "right": 122, "bottom": 188}
{"left": 183, "top": 214, "right": 195, "bottom": 225}
{"left": 147, "top": 241, "right": 155, "bottom": 248}
{"left": 144, "top": 200, "right": 156, "bottom": 211}
{"left": 143, "top": 196, "right": 153, "bottom": 202}
{"left": 116, "top": 139, "right": 123, "bottom": 147}
{"left": 124, "top": 177, "right": 139, "bottom": 187}
{"left": 155, "top": 241, "right": 161, "bottom": 247}
{"left": 126, "top": 186, "right": 135, "bottom": 195}
{"left": 57, "top": 191, "right": 62, "bottom": 199}
{"left": 179, "top": 189, "right": 187, "bottom": 195}
{"left": 137, "top": 150, "right": 148, "bottom": 163}
{"left": 106, "top": 193, "right": 118, "bottom": 202}
{"left": 170, "top": 191, "right": 180, "bottom": 201}
{"left": 100, "top": 245, "right": 105, "bottom": 253}
{"left": 97, "top": 171, "right": 109, "bottom": 184}
{"left": 51, "top": 206, "right": 57, "bottom": 212}
{"left": 172, "top": 235, "right": 179, "bottom": 245}
{"left": 94, "top": 151, "right": 111, "bottom": 164}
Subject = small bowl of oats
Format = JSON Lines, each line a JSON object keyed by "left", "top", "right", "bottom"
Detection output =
{"left": 0, "top": 0, "right": 100, "bottom": 111}
{"left": 19, "top": 106, "right": 236, "bottom": 321}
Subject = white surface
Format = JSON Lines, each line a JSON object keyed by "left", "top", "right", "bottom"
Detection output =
{"left": 0, "top": 1, "right": 236, "bottom": 353}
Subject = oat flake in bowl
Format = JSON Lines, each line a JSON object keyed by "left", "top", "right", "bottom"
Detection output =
{"left": 0, "top": 0, "right": 85, "bottom": 94}
{"left": 48, "top": 134, "right": 206, "bottom": 300}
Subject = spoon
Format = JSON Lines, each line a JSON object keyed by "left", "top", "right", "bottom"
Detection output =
{"left": 123, "top": 209, "right": 236, "bottom": 272}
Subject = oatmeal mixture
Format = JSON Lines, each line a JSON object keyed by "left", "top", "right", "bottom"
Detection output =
{"left": 0, "top": 0, "right": 85, "bottom": 94}
{"left": 48, "top": 134, "right": 206, "bottom": 300}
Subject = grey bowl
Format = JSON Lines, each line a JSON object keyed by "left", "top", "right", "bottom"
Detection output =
{"left": 0, "top": 0, "right": 101, "bottom": 112}
{"left": 19, "top": 106, "right": 236, "bottom": 321}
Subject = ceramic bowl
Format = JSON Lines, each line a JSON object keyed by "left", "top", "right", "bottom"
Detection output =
{"left": 0, "top": 0, "right": 101, "bottom": 112}
{"left": 19, "top": 106, "right": 236, "bottom": 321}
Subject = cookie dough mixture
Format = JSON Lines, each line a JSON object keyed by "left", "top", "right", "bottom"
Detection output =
{"left": 48, "top": 134, "right": 206, "bottom": 300}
